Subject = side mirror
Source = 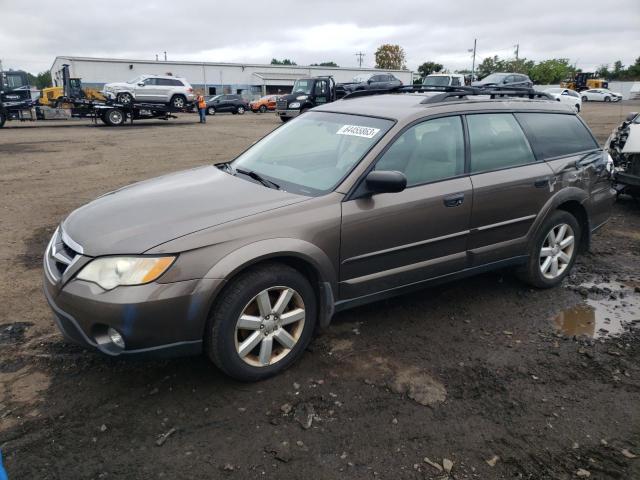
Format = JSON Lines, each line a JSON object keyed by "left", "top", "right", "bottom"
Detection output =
{"left": 137, "top": 83, "right": 145, "bottom": 87}
{"left": 367, "top": 79, "right": 372, "bottom": 84}
{"left": 364, "top": 170, "right": 407, "bottom": 195}
{"left": 626, "top": 112, "right": 638, "bottom": 122}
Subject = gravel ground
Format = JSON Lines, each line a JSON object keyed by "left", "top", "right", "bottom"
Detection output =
{"left": 0, "top": 102, "right": 639, "bottom": 479}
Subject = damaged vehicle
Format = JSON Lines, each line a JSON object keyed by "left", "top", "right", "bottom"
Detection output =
{"left": 102, "top": 75, "right": 195, "bottom": 109}
{"left": 606, "top": 111, "right": 640, "bottom": 197}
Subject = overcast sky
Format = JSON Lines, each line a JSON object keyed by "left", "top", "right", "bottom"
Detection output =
{"left": 1, "top": 0, "right": 638, "bottom": 74}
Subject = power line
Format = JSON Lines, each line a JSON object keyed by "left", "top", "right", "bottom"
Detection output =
{"left": 355, "top": 52, "right": 365, "bottom": 68}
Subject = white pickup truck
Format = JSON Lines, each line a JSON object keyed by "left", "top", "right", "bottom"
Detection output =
{"left": 422, "top": 73, "right": 466, "bottom": 87}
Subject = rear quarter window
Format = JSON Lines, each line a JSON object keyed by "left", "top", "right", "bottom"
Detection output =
{"left": 516, "top": 113, "right": 599, "bottom": 159}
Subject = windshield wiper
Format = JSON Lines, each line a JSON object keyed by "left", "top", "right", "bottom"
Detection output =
{"left": 216, "top": 161, "right": 235, "bottom": 173}
{"left": 235, "top": 168, "right": 280, "bottom": 190}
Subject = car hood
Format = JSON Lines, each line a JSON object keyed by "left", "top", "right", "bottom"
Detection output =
{"left": 62, "top": 166, "right": 308, "bottom": 256}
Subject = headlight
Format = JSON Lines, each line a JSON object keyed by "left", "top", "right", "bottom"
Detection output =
{"left": 295, "top": 95, "right": 308, "bottom": 101}
{"left": 76, "top": 256, "right": 176, "bottom": 290}
{"left": 289, "top": 102, "right": 301, "bottom": 109}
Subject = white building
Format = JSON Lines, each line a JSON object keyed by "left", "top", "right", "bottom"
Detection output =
{"left": 50, "top": 56, "right": 413, "bottom": 97}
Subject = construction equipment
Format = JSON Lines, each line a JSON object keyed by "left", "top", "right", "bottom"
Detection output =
{"left": 560, "top": 72, "right": 608, "bottom": 92}
{"left": 40, "top": 64, "right": 104, "bottom": 111}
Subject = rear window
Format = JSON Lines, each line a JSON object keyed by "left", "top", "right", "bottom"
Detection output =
{"left": 516, "top": 113, "right": 599, "bottom": 159}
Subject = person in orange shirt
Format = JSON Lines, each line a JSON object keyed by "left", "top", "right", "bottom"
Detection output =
{"left": 196, "top": 93, "right": 207, "bottom": 123}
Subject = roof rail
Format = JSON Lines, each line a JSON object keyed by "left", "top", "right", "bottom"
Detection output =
{"left": 341, "top": 84, "right": 554, "bottom": 103}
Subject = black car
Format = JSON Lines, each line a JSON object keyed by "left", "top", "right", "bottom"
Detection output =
{"left": 342, "top": 73, "right": 403, "bottom": 93}
{"left": 206, "top": 94, "right": 249, "bottom": 115}
{"left": 472, "top": 72, "right": 533, "bottom": 89}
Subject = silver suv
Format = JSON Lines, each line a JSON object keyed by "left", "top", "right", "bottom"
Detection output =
{"left": 102, "top": 75, "right": 195, "bottom": 108}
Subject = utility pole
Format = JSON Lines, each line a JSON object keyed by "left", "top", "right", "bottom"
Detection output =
{"left": 468, "top": 39, "right": 477, "bottom": 81}
{"left": 155, "top": 54, "right": 159, "bottom": 61}
{"left": 164, "top": 51, "right": 167, "bottom": 61}
{"left": 355, "top": 52, "right": 365, "bottom": 68}
{"left": 514, "top": 43, "right": 519, "bottom": 61}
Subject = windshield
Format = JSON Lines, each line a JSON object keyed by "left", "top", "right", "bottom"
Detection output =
{"left": 231, "top": 112, "right": 394, "bottom": 196}
{"left": 480, "top": 73, "right": 508, "bottom": 83}
{"left": 126, "top": 76, "right": 144, "bottom": 84}
{"left": 291, "top": 79, "right": 313, "bottom": 95}
{"left": 423, "top": 76, "right": 451, "bottom": 86}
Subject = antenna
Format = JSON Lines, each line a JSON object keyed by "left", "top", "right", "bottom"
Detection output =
{"left": 355, "top": 52, "right": 365, "bottom": 68}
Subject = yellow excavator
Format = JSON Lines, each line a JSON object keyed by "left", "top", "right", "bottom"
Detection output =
{"left": 560, "top": 72, "right": 608, "bottom": 92}
{"left": 40, "top": 65, "right": 104, "bottom": 107}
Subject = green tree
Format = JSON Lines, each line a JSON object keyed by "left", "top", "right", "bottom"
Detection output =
{"left": 270, "top": 58, "right": 297, "bottom": 66}
{"left": 611, "top": 60, "right": 624, "bottom": 80}
{"left": 310, "top": 61, "right": 339, "bottom": 67}
{"left": 595, "top": 64, "right": 610, "bottom": 79}
{"left": 477, "top": 55, "right": 501, "bottom": 78}
{"left": 417, "top": 61, "right": 443, "bottom": 78}
{"left": 27, "top": 70, "right": 52, "bottom": 89}
{"left": 528, "top": 59, "right": 573, "bottom": 84}
{"left": 374, "top": 44, "right": 406, "bottom": 70}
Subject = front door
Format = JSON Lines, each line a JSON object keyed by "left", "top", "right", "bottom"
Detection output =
{"left": 465, "top": 113, "right": 555, "bottom": 265}
{"left": 340, "top": 115, "right": 472, "bottom": 299}
{"left": 135, "top": 78, "right": 162, "bottom": 102}
{"left": 313, "top": 79, "right": 329, "bottom": 105}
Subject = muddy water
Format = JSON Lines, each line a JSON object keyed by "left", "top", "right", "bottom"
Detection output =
{"left": 554, "top": 281, "right": 640, "bottom": 338}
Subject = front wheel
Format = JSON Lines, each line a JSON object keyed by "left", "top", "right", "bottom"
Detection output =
{"left": 259, "top": 105, "right": 267, "bottom": 113}
{"left": 517, "top": 210, "right": 581, "bottom": 288}
{"left": 104, "top": 108, "right": 126, "bottom": 126}
{"left": 236, "top": 105, "right": 245, "bottom": 114}
{"left": 604, "top": 96, "right": 611, "bottom": 102}
{"left": 116, "top": 92, "right": 133, "bottom": 105}
{"left": 206, "top": 263, "right": 317, "bottom": 381}
{"left": 279, "top": 115, "right": 291, "bottom": 123}
{"left": 207, "top": 106, "right": 216, "bottom": 116}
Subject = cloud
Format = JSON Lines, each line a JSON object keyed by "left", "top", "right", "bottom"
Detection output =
{"left": 0, "top": 0, "right": 637, "bottom": 74}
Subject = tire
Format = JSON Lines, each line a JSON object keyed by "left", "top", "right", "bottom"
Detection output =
{"left": 236, "top": 105, "right": 246, "bottom": 114}
{"left": 300, "top": 108, "right": 309, "bottom": 115}
{"left": 104, "top": 108, "right": 126, "bottom": 127}
{"left": 280, "top": 115, "right": 291, "bottom": 123}
{"left": 170, "top": 95, "right": 186, "bottom": 109}
{"left": 582, "top": 96, "right": 588, "bottom": 102}
{"left": 259, "top": 105, "right": 267, "bottom": 113}
{"left": 206, "top": 262, "right": 317, "bottom": 381}
{"left": 0, "top": 111, "right": 6, "bottom": 128}
{"left": 517, "top": 210, "right": 581, "bottom": 289}
{"left": 116, "top": 92, "right": 133, "bottom": 105}
{"left": 207, "top": 106, "right": 216, "bottom": 116}
{"left": 604, "top": 96, "right": 611, "bottom": 102}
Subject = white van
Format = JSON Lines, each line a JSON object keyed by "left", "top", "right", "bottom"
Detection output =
{"left": 422, "top": 73, "right": 466, "bottom": 87}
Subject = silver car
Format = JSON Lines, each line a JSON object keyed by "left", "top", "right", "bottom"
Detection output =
{"left": 102, "top": 75, "right": 195, "bottom": 108}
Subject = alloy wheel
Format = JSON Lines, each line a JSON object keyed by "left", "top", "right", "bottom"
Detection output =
{"left": 234, "top": 286, "right": 305, "bottom": 367}
{"left": 539, "top": 223, "right": 575, "bottom": 279}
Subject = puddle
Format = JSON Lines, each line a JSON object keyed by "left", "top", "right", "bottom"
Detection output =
{"left": 555, "top": 281, "right": 640, "bottom": 338}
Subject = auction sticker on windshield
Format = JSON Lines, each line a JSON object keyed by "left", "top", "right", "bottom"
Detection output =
{"left": 336, "top": 125, "right": 381, "bottom": 139}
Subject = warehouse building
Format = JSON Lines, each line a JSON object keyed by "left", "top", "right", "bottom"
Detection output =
{"left": 50, "top": 56, "right": 413, "bottom": 97}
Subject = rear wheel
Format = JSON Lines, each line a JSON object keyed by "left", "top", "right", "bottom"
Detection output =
{"left": 236, "top": 105, "right": 246, "bottom": 114}
{"left": 104, "top": 108, "right": 126, "bottom": 126}
{"left": 116, "top": 92, "right": 133, "bottom": 105}
{"left": 170, "top": 95, "right": 186, "bottom": 109}
{"left": 582, "top": 96, "right": 588, "bottom": 102}
{"left": 206, "top": 263, "right": 317, "bottom": 381}
{"left": 517, "top": 210, "right": 581, "bottom": 288}
{"left": 259, "top": 105, "right": 267, "bottom": 113}
{"left": 207, "top": 106, "right": 216, "bottom": 116}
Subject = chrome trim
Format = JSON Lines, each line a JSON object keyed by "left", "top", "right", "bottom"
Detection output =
{"left": 61, "top": 228, "right": 84, "bottom": 254}
{"left": 475, "top": 214, "right": 537, "bottom": 232}
{"left": 342, "top": 230, "right": 470, "bottom": 265}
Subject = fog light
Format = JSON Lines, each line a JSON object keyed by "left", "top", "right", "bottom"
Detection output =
{"left": 107, "top": 327, "right": 125, "bottom": 349}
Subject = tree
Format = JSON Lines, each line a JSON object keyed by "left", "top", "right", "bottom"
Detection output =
{"left": 595, "top": 64, "right": 610, "bottom": 79}
{"left": 374, "top": 44, "right": 406, "bottom": 70}
{"left": 477, "top": 55, "right": 501, "bottom": 78}
{"left": 611, "top": 60, "right": 624, "bottom": 80}
{"left": 270, "top": 58, "right": 297, "bottom": 66}
{"left": 528, "top": 59, "right": 573, "bottom": 84}
{"left": 310, "top": 61, "right": 339, "bottom": 67}
{"left": 417, "top": 61, "right": 443, "bottom": 78}
{"left": 26, "top": 70, "right": 52, "bottom": 89}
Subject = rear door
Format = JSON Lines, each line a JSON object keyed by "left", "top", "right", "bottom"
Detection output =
{"left": 466, "top": 112, "right": 555, "bottom": 266}
{"left": 340, "top": 115, "right": 472, "bottom": 299}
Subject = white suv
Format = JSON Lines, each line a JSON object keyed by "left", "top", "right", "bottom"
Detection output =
{"left": 102, "top": 75, "right": 195, "bottom": 108}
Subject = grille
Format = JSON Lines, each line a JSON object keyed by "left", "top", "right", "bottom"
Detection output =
{"left": 276, "top": 99, "right": 288, "bottom": 110}
{"left": 46, "top": 229, "right": 80, "bottom": 280}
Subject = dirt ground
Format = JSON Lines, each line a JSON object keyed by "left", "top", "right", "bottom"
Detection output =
{"left": 0, "top": 102, "right": 639, "bottom": 479}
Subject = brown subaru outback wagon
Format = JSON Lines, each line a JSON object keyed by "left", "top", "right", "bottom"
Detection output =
{"left": 44, "top": 87, "right": 615, "bottom": 381}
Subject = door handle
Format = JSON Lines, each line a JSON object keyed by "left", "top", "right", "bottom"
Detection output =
{"left": 443, "top": 192, "right": 465, "bottom": 207}
{"left": 534, "top": 178, "right": 549, "bottom": 188}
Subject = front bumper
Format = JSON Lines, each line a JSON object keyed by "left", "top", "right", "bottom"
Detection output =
{"left": 276, "top": 109, "right": 300, "bottom": 119}
{"left": 43, "top": 256, "right": 224, "bottom": 358}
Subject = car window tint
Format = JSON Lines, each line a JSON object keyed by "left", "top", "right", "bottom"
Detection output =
{"left": 375, "top": 116, "right": 464, "bottom": 186}
{"left": 515, "top": 113, "right": 599, "bottom": 159}
{"left": 143, "top": 78, "right": 157, "bottom": 85}
{"left": 467, "top": 113, "right": 536, "bottom": 173}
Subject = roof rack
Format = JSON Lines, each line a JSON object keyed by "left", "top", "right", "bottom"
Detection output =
{"left": 341, "top": 84, "right": 554, "bottom": 103}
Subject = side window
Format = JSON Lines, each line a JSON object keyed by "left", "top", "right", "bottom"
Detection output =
{"left": 171, "top": 79, "right": 184, "bottom": 86}
{"left": 467, "top": 113, "right": 536, "bottom": 173}
{"left": 375, "top": 116, "right": 464, "bottom": 186}
{"left": 143, "top": 78, "right": 156, "bottom": 85}
{"left": 515, "top": 113, "right": 599, "bottom": 159}
{"left": 451, "top": 76, "right": 461, "bottom": 86}
{"left": 314, "top": 80, "right": 327, "bottom": 95}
